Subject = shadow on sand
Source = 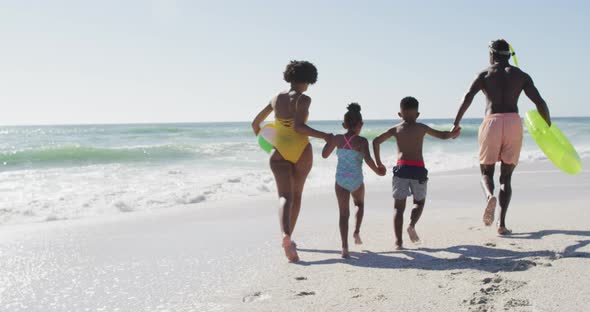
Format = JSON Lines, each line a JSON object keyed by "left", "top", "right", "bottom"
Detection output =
{"left": 297, "top": 229, "right": 590, "bottom": 273}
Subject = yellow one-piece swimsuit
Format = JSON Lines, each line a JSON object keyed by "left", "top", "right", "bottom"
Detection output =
{"left": 273, "top": 95, "right": 310, "bottom": 163}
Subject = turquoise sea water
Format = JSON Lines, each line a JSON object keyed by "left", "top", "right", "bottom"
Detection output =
{"left": 1, "top": 118, "right": 588, "bottom": 225}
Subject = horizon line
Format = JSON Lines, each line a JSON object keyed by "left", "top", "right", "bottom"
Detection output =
{"left": 1, "top": 115, "right": 588, "bottom": 127}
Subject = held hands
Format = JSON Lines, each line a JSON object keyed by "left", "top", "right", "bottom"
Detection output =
{"left": 450, "top": 124, "right": 461, "bottom": 139}
{"left": 377, "top": 164, "right": 387, "bottom": 176}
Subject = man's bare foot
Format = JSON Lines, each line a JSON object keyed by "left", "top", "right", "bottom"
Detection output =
{"left": 395, "top": 242, "right": 403, "bottom": 250}
{"left": 282, "top": 236, "right": 299, "bottom": 262}
{"left": 353, "top": 232, "right": 363, "bottom": 245}
{"left": 483, "top": 196, "right": 497, "bottom": 226}
{"left": 407, "top": 226, "right": 421, "bottom": 243}
{"left": 341, "top": 248, "right": 350, "bottom": 259}
{"left": 497, "top": 226, "right": 512, "bottom": 235}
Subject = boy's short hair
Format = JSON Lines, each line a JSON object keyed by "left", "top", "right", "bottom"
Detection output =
{"left": 400, "top": 96, "right": 419, "bottom": 111}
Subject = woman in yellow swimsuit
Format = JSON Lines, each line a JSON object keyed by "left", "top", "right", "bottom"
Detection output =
{"left": 252, "top": 61, "right": 332, "bottom": 262}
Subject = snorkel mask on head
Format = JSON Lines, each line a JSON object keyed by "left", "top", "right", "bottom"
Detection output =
{"left": 489, "top": 39, "right": 519, "bottom": 67}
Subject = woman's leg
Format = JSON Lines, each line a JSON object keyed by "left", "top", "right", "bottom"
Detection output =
{"left": 269, "top": 150, "right": 297, "bottom": 261}
{"left": 291, "top": 144, "right": 313, "bottom": 234}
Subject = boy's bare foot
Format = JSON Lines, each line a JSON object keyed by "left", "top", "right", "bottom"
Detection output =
{"left": 497, "top": 226, "right": 512, "bottom": 235}
{"left": 282, "top": 236, "right": 299, "bottom": 262}
{"left": 483, "top": 196, "right": 497, "bottom": 226}
{"left": 341, "top": 248, "right": 350, "bottom": 259}
{"left": 407, "top": 226, "right": 421, "bottom": 243}
{"left": 353, "top": 232, "right": 363, "bottom": 245}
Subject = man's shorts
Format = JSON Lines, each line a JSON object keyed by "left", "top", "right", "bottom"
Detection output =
{"left": 478, "top": 113, "right": 523, "bottom": 165}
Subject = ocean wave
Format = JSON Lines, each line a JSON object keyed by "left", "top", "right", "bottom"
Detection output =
{"left": 0, "top": 145, "right": 198, "bottom": 169}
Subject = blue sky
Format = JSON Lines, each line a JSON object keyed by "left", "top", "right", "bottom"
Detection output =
{"left": 0, "top": 0, "right": 588, "bottom": 125}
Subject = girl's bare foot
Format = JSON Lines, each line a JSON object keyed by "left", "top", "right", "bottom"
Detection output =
{"left": 353, "top": 232, "right": 363, "bottom": 245}
{"left": 282, "top": 236, "right": 299, "bottom": 262}
{"left": 341, "top": 248, "right": 350, "bottom": 259}
{"left": 407, "top": 226, "right": 420, "bottom": 243}
{"left": 497, "top": 226, "right": 512, "bottom": 235}
{"left": 483, "top": 196, "right": 497, "bottom": 226}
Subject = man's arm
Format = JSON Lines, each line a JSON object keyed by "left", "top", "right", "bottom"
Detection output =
{"left": 523, "top": 73, "right": 551, "bottom": 126}
{"left": 372, "top": 127, "right": 396, "bottom": 167}
{"left": 453, "top": 72, "right": 484, "bottom": 130}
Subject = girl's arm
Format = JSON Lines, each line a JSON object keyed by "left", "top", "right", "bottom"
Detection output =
{"left": 322, "top": 136, "right": 337, "bottom": 159}
{"left": 372, "top": 127, "right": 396, "bottom": 168}
{"left": 293, "top": 96, "right": 332, "bottom": 141}
{"left": 251, "top": 102, "right": 273, "bottom": 136}
{"left": 422, "top": 124, "right": 460, "bottom": 140}
{"left": 361, "top": 138, "right": 386, "bottom": 176}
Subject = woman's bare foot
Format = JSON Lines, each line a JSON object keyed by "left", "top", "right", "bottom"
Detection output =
{"left": 282, "top": 236, "right": 299, "bottom": 262}
{"left": 341, "top": 248, "right": 350, "bottom": 259}
{"left": 353, "top": 232, "right": 363, "bottom": 245}
{"left": 483, "top": 196, "right": 497, "bottom": 226}
{"left": 407, "top": 226, "right": 421, "bottom": 243}
{"left": 497, "top": 226, "right": 512, "bottom": 235}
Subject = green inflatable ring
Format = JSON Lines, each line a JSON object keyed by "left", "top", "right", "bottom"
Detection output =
{"left": 524, "top": 110, "right": 582, "bottom": 175}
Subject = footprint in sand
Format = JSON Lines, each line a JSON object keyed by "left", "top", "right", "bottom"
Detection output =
{"left": 296, "top": 291, "right": 315, "bottom": 297}
{"left": 295, "top": 276, "right": 307, "bottom": 281}
{"left": 242, "top": 291, "right": 271, "bottom": 303}
{"left": 504, "top": 298, "right": 531, "bottom": 309}
{"left": 484, "top": 242, "right": 496, "bottom": 247}
{"left": 465, "top": 276, "right": 528, "bottom": 311}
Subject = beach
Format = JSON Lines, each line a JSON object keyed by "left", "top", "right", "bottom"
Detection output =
{"left": 1, "top": 157, "right": 589, "bottom": 311}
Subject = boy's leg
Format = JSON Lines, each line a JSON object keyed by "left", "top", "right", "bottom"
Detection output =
{"left": 480, "top": 164, "right": 497, "bottom": 226}
{"left": 335, "top": 183, "right": 351, "bottom": 258}
{"left": 351, "top": 184, "right": 365, "bottom": 244}
{"left": 408, "top": 198, "right": 425, "bottom": 243}
{"left": 394, "top": 198, "right": 406, "bottom": 249}
{"left": 498, "top": 162, "right": 516, "bottom": 235}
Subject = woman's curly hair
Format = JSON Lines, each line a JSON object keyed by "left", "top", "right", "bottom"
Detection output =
{"left": 283, "top": 60, "right": 318, "bottom": 84}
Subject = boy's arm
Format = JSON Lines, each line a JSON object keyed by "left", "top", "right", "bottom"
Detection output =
{"left": 453, "top": 72, "right": 484, "bottom": 130}
{"left": 422, "top": 124, "right": 460, "bottom": 140}
{"left": 251, "top": 102, "right": 273, "bottom": 135}
{"left": 372, "top": 127, "right": 396, "bottom": 167}
{"left": 361, "top": 138, "right": 386, "bottom": 176}
{"left": 523, "top": 73, "right": 551, "bottom": 126}
{"left": 321, "top": 136, "right": 337, "bottom": 159}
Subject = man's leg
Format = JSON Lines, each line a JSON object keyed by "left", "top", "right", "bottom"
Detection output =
{"left": 480, "top": 164, "right": 497, "bottom": 226}
{"left": 498, "top": 162, "right": 516, "bottom": 235}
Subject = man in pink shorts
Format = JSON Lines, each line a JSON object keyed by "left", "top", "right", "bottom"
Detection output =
{"left": 452, "top": 39, "right": 552, "bottom": 235}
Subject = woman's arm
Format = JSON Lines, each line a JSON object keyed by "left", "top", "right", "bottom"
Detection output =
{"left": 293, "top": 95, "right": 332, "bottom": 141}
{"left": 361, "top": 138, "right": 385, "bottom": 176}
{"left": 322, "top": 136, "right": 336, "bottom": 159}
{"left": 251, "top": 102, "right": 273, "bottom": 136}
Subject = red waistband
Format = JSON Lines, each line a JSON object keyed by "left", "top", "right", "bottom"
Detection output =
{"left": 397, "top": 160, "right": 425, "bottom": 167}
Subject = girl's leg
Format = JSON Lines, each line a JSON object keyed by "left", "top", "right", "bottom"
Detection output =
{"left": 291, "top": 144, "right": 313, "bottom": 234}
{"left": 270, "top": 150, "right": 296, "bottom": 262}
{"left": 335, "top": 183, "right": 351, "bottom": 258}
{"left": 351, "top": 183, "right": 365, "bottom": 245}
